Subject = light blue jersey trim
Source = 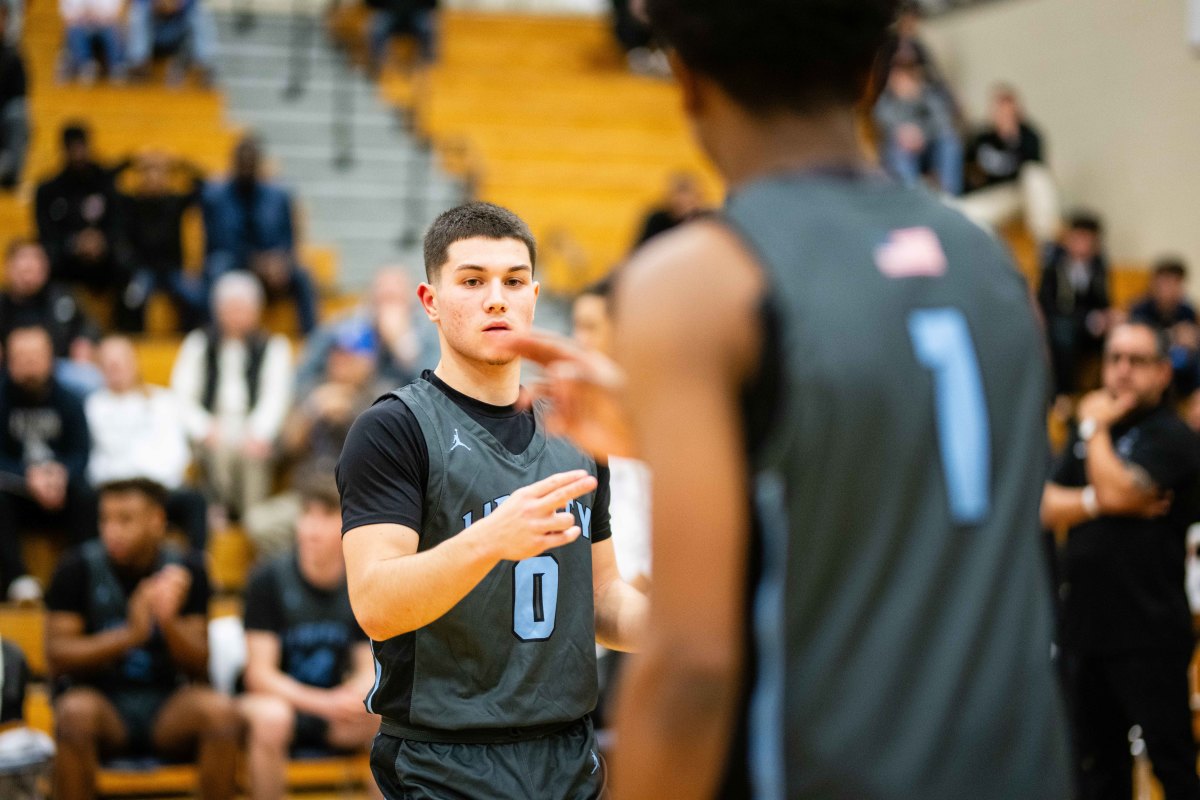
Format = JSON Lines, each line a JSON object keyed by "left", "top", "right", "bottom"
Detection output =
{"left": 749, "top": 471, "right": 788, "bottom": 800}
{"left": 364, "top": 642, "right": 383, "bottom": 714}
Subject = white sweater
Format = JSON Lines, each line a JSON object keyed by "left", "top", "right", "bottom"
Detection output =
{"left": 86, "top": 386, "right": 192, "bottom": 489}
{"left": 170, "top": 329, "right": 294, "bottom": 446}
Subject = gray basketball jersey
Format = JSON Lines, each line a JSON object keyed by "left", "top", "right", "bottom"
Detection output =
{"left": 724, "top": 173, "right": 1070, "bottom": 799}
{"left": 367, "top": 377, "right": 600, "bottom": 737}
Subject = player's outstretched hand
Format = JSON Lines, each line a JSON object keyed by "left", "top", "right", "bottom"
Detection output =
{"left": 477, "top": 469, "right": 597, "bottom": 562}
{"left": 508, "top": 331, "right": 635, "bottom": 460}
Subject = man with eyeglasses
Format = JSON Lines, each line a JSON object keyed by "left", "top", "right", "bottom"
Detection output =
{"left": 1042, "top": 321, "right": 1200, "bottom": 799}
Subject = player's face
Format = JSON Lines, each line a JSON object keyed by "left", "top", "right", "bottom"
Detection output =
{"left": 296, "top": 500, "right": 344, "bottom": 572}
{"left": 422, "top": 236, "right": 539, "bottom": 367}
{"left": 572, "top": 294, "right": 613, "bottom": 356}
{"left": 1102, "top": 326, "right": 1172, "bottom": 409}
{"left": 100, "top": 493, "right": 164, "bottom": 568}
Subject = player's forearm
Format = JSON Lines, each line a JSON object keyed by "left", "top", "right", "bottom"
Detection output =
{"left": 594, "top": 578, "right": 647, "bottom": 653}
{"left": 612, "top": 640, "right": 741, "bottom": 799}
{"left": 47, "top": 628, "right": 142, "bottom": 675}
{"left": 1085, "top": 429, "right": 1158, "bottom": 511}
{"left": 1040, "top": 483, "right": 1092, "bottom": 531}
{"left": 245, "top": 662, "right": 330, "bottom": 716}
{"left": 349, "top": 526, "right": 502, "bottom": 641}
{"left": 159, "top": 616, "right": 209, "bottom": 679}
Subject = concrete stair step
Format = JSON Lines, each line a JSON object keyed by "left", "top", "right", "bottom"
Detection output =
{"left": 233, "top": 111, "right": 405, "bottom": 148}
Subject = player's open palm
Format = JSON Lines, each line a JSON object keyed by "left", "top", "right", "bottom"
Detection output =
{"left": 481, "top": 469, "right": 597, "bottom": 561}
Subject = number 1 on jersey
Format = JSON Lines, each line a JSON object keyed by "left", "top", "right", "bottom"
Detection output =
{"left": 908, "top": 308, "right": 992, "bottom": 526}
{"left": 513, "top": 555, "right": 559, "bottom": 641}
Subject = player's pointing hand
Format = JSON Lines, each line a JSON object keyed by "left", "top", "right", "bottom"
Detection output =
{"left": 508, "top": 331, "right": 636, "bottom": 460}
{"left": 473, "top": 469, "right": 598, "bottom": 562}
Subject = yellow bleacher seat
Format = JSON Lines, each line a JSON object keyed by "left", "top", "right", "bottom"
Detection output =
{"left": 0, "top": 603, "right": 46, "bottom": 677}
{"left": 208, "top": 525, "right": 255, "bottom": 594}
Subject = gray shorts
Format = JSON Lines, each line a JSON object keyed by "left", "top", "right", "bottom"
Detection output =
{"left": 369, "top": 718, "right": 604, "bottom": 800}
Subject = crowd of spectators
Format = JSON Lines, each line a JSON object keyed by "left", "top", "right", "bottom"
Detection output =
{"left": 58, "top": 0, "right": 217, "bottom": 85}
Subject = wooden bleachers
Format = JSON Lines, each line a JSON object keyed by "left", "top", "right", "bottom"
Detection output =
{"left": 359, "top": 10, "right": 719, "bottom": 292}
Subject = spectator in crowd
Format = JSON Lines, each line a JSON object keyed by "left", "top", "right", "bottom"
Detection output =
{"left": 126, "top": 0, "right": 218, "bottom": 86}
{"left": 86, "top": 336, "right": 208, "bottom": 551}
{"left": 1038, "top": 212, "right": 1113, "bottom": 397}
{"left": 877, "top": 2, "right": 950, "bottom": 99}
{"left": 46, "top": 478, "right": 240, "bottom": 800}
{"left": 239, "top": 474, "right": 380, "bottom": 800}
{"left": 171, "top": 272, "right": 292, "bottom": 523}
{"left": 874, "top": 54, "right": 963, "bottom": 195}
{"left": 1041, "top": 322, "right": 1200, "bottom": 800}
{"left": 246, "top": 318, "right": 389, "bottom": 557}
{"left": 610, "top": 0, "right": 667, "bottom": 77}
{"left": 0, "top": 4, "right": 27, "bottom": 190}
{"left": 117, "top": 151, "right": 208, "bottom": 331}
{"left": 58, "top": 0, "right": 125, "bottom": 83}
{"left": 0, "top": 325, "right": 95, "bottom": 602}
{"left": 201, "top": 135, "right": 318, "bottom": 334}
{"left": 294, "top": 267, "right": 433, "bottom": 398}
{"left": 0, "top": 239, "right": 102, "bottom": 396}
{"left": 1130, "top": 258, "right": 1199, "bottom": 397}
{"left": 958, "top": 85, "right": 1061, "bottom": 244}
{"left": 633, "top": 172, "right": 709, "bottom": 248}
{"left": 35, "top": 124, "right": 139, "bottom": 329}
{"left": 364, "top": 0, "right": 437, "bottom": 77}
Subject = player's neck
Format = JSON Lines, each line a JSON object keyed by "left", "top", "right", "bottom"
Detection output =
{"left": 714, "top": 107, "right": 867, "bottom": 190}
{"left": 434, "top": 350, "right": 521, "bottom": 407}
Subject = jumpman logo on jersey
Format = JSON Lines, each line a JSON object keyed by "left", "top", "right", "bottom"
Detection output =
{"left": 449, "top": 428, "right": 471, "bottom": 453}
{"left": 590, "top": 750, "right": 600, "bottom": 775}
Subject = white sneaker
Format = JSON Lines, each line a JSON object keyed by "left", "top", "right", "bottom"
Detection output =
{"left": 7, "top": 575, "right": 42, "bottom": 603}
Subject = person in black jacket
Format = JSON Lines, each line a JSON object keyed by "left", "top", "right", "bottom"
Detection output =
{"left": 34, "top": 123, "right": 136, "bottom": 330}
{"left": 0, "top": 325, "right": 97, "bottom": 599}
{"left": 1038, "top": 212, "right": 1113, "bottom": 398}
{"left": 0, "top": 240, "right": 101, "bottom": 397}
{"left": 117, "top": 151, "right": 208, "bottom": 331}
{"left": 0, "top": 4, "right": 27, "bottom": 190}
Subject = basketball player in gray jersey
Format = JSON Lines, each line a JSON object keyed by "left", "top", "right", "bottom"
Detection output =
{"left": 515, "top": 1, "right": 1072, "bottom": 798}
{"left": 337, "top": 203, "right": 646, "bottom": 800}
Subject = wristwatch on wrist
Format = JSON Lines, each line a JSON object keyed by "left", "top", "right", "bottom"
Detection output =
{"left": 1078, "top": 417, "right": 1098, "bottom": 442}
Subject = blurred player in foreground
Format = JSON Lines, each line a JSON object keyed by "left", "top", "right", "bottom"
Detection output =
{"left": 514, "top": 0, "right": 1071, "bottom": 797}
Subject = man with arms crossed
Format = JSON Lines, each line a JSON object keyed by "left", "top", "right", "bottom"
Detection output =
{"left": 337, "top": 203, "right": 645, "bottom": 800}
{"left": 517, "top": 1, "right": 1071, "bottom": 797}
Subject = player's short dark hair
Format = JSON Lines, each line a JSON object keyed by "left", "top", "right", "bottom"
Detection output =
{"left": 423, "top": 202, "right": 537, "bottom": 281}
{"left": 1153, "top": 257, "right": 1187, "bottom": 281}
{"left": 295, "top": 470, "right": 340, "bottom": 512}
{"left": 578, "top": 275, "right": 616, "bottom": 303}
{"left": 97, "top": 478, "right": 170, "bottom": 511}
{"left": 1066, "top": 211, "right": 1103, "bottom": 235}
{"left": 645, "top": 0, "right": 901, "bottom": 115}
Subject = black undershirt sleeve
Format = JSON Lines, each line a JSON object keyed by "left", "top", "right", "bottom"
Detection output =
{"left": 590, "top": 464, "right": 612, "bottom": 544}
{"left": 337, "top": 396, "right": 429, "bottom": 536}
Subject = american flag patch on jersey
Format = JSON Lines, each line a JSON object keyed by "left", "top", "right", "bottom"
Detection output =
{"left": 874, "top": 227, "right": 948, "bottom": 279}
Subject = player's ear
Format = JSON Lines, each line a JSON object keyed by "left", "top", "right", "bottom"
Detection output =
{"left": 417, "top": 281, "right": 439, "bottom": 322}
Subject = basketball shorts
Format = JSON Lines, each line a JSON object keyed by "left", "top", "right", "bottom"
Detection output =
{"left": 369, "top": 716, "right": 604, "bottom": 800}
